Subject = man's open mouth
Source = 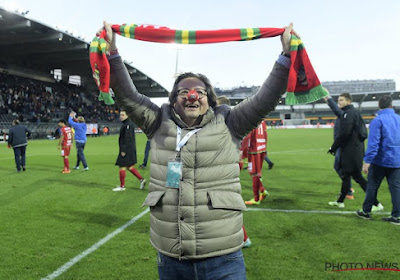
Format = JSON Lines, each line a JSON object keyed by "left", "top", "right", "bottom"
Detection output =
{"left": 185, "top": 104, "right": 199, "bottom": 108}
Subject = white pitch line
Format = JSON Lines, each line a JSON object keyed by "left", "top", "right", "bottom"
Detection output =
{"left": 246, "top": 208, "right": 390, "bottom": 215}
{"left": 41, "top": 208, "right": 150, "bottom": 280}
{"left": 268, "top": 148, "right": 325, "bottom": 155}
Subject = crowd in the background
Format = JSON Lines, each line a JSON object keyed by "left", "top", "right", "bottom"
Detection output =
{"left": 0, "top": 72, "right": 119, "bottom": 123}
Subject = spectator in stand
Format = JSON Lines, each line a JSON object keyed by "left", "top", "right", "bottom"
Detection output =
{"left": 58, "top": 119, "right": 73, "bottom": 174}
{"left": 0, "top": 72, "right": 120, "bottom": 124}
{"left": 8, "top": 119, "right": 31, "bottom": 172}
{"left": 69, "top": 111, "right": 89, "bottom": 171}
{"left": 113, "top": 110, "right": 147, "bottom": 191}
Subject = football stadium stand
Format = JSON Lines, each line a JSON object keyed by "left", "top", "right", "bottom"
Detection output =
{"left": 0, "top": 7, "right": 169, "bottom": 137}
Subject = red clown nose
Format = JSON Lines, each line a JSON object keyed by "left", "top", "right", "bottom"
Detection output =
{"left": 187, "top": 90, "right": 199, "bottom": 103}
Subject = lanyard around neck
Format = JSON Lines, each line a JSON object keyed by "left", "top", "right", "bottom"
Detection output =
{"left": 176, "top": 126, "right": 201, "bottom": 152}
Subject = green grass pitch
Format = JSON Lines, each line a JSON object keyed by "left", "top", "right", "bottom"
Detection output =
{"left": 0, "top": 129, "right": 399, "bottom": 280}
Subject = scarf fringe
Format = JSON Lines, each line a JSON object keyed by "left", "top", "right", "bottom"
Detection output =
{"left": 285, "top": 84, "right": 328, "bottom": 105}
{"left": 98, "top": 91, "right": 115, "bottom": 105}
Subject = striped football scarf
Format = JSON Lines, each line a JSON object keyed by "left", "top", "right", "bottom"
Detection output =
{"left": 90, "top": 24, "right": 327, "bottom": 105}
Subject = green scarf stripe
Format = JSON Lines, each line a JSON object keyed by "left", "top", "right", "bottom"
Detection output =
{"left": 290, "top": 34, "right": 303, "bottom": 51}
{"left": 291, "top": 44, "right": 304, "bottom": 52}
{"left": 174, "top": 30, "right": 182, "bottom": 43}
{"left": 89, "top": 38, "right": 98, "bottom": 53}
{"left": 172, "top": 30, "right": 197, "bottom": 44}
{"left": 119, "top": 24, "right": 135, "bottom": 38}
{"left": 119, "top": 25, "right": 125, "bottom": 35}
{"left": 239, "top": 28, "right": 259, "bottom": 40}
{"left": 90, "top": 38, "right": 107, "bottom": 53}
{"left": 98, "top": 91, "right": 115, "bottom": 104}
{"left": 239, "top": 29, "right": 248, "bottom": 40}
{"left": 189, "top": 30, "right": 196, "bottom": 44}
{"left": 291, "top": 34, "right": 300, "bottom": 40}
{"left": 253, "top": 28, "right": 261, "bottom": 39}
{"left": 90, "top": 47, "right": 99, "bottom": 53}
{"left": 129, "top": 25, "right": 136, "bottom": 39}
{"left": 285, "top": 85, "right": 328, "bottom": 105}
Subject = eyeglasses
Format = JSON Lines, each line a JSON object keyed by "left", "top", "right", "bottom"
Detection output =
{"left": 177, "top": 88, "right": 208, "bottom": 99}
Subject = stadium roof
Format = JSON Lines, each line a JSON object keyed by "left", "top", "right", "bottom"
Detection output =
{"left": 0, "top": 7, "right": 169, "bottom": 98}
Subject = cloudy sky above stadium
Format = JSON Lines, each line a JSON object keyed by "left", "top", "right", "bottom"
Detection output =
{"left": 2, "top": 0, "right": 400, "bottom": 92}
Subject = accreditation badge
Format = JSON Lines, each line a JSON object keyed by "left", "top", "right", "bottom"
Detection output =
{"left": 166, "top": 159, "right": 182, "bottom": 189}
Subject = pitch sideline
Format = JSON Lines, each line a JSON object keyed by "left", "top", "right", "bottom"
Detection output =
{"left": 41, "top": 208, "right": 150, "bottom": 280}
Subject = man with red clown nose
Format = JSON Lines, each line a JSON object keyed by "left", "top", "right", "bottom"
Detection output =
{"left": 99, "top": 21, "right": 298, "bottom": 280}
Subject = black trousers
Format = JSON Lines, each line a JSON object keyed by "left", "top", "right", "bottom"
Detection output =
{"left": 13, "top": 146, "right": 26, "bottom": 171}
{"left": 337, "top": 170, "right": 378, "bottom": 205}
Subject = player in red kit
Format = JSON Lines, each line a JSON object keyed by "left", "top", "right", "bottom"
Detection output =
{"left": 245, "top": 121, "right": 269, "bottom": 205}
{"left": 58, "top": 119, "right": 73, "bottom": 174}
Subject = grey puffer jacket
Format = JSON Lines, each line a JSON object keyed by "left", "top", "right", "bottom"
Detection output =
{"left": 110, "top": 56, "right": 288, "bottom": 260}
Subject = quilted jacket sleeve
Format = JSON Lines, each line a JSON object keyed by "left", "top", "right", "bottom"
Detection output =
{"left": 109, "top": 57, "right": 162, "bottom": 138}
{"left": 227, "top": 62, "right": 289, "bottom": 139}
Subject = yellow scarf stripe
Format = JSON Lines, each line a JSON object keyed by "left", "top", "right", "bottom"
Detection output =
{"left": 290, "top": 39, "right": 303, "bottom": 47}
{"left": 124, "top": 24, "right": 133, "bottom": 38}
{"left": 240, "top": 28, "right": 257, "bottom": 40}
{"left": 290, "top": 35, "right": 303, "bottom": 51}
{"left": 181, "top": 30, "right": 189, "bottom": 44}
{"left": 246, "top": 28, "right": 254, "bottom": 40}
{"left": 100, "top": 41, "right": 107, "bottom": 50}
{"left": 90, "top": 40, "right": 107, "bottom": 52}
{"left": 90, "top": 41, "right": 98, "bottom": 48}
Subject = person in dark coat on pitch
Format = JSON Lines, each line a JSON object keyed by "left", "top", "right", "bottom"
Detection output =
{"left": 113, "top": 110, "right": 146, "bottom": 191}
{"left": 324, "top": 93, "right": 354, "bottom": 199}
{"left": 8, "top": 119, "right": 31, "bottom": 172}
{"left": 327, "top": 93, "right": 383, "bottom": 210}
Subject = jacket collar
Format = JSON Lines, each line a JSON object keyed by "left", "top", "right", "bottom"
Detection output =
{"left": 342, "top": 104, "right": 354, "bottom": 111}
{"left": 378, "top": 108, "right": 395, "bottom": 115}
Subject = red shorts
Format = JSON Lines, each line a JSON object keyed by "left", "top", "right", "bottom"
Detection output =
{"left": 248, "top": 152, "right": 265, "bottom": 176}
{"left": 61, "top": 146, "right": 71, "bottom": 157}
